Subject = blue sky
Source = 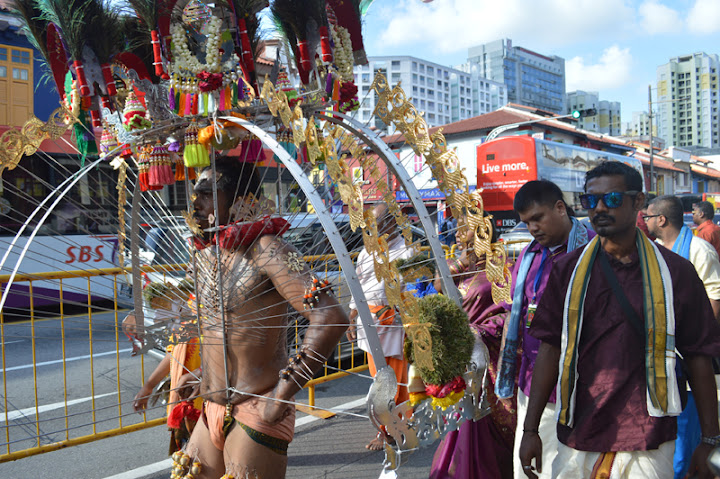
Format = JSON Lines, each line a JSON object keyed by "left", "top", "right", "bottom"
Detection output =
{"left": 359, "top": 0, "right": 720, "bottom": 123}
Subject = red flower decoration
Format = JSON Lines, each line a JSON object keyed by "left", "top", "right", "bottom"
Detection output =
{"left": 167, "top": 401, "right": 201, "bottom": 429}
{"left": 196, "top": 71, "right": 224, "bottom": 92}
{"left": 424, "top": 376, "right": 467, "bottom": 398}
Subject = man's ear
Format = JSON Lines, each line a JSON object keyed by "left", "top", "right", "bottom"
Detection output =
{"left": 633, "top": 192, "right": 646, "bottom": 212}
{"left": 554, "top": 199, "right": 566, "bottom": 216}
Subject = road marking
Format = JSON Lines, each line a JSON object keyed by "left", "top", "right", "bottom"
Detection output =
{"left": 295, "top": 397, "right": 367, "bottom": 427}
{"left": 2, "top": 340, "right": 24, "bottom": 345}
{"left": 104, "top": 459, "right": 172, "bottom": 479}
{"left": 0, "top": 391, "right": 118, "bottom": 423}
{"left": 0, "top": 348, "right": 132, "bottom": 373}
{"left": 103, "top": 397, "right": 369, "bottom": 478}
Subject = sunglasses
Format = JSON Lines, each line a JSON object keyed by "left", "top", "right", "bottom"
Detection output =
{"left": 579, "top": 191, "right": 639, "bottom": 209}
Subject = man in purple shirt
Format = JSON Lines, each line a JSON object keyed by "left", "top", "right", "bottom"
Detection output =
{"left": 519, "top": 161, "right": 720, "bottom": 479}
{"left": 496, "top": 180, "right": 593, "bottom": 479}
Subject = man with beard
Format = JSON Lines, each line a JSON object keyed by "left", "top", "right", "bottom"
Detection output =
{"left": 519, "top": 161, "right": 720, "bottom": 479}
{"left": 176, "top": 157, "right": 348, "bottom": 478}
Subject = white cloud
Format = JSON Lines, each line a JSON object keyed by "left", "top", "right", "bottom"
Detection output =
{"left": 566, "top": 46, "right": 633, "bottom": 91}
{"left": 686, "top": 0, "right": 720, "bottom": 34}
{"left": 638, "top": 1, "right": 679, "bottom": 34}
{"left": 373, "top": 0, "right": 635, "bottom": 54}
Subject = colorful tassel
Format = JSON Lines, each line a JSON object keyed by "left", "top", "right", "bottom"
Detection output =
{"left": 183, "top": 122, "right": 210, "bottom": 168}
{"left": 175, "top": 157, "right": 186, "bottom": 181}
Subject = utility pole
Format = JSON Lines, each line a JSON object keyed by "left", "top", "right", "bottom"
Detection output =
{"left": 648, "top": 85, "right": 655, "bottom": 193}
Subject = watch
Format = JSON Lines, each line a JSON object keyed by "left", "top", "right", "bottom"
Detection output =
{"left": 701, "top": 434, "right": 720, "bottom": 446}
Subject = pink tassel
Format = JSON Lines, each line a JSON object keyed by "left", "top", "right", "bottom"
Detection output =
{"left": 184, "top": 93, "right": 192, "bottom": 116}
{"left": 219, "top": 88, "right": 226, "bottom": 112}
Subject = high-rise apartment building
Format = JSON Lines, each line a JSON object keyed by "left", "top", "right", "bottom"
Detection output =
{"left": 656, "top": 52, "right": 720, "bottom": 148}
{"left": 629, "top": 111, "right": 656, "bottom": 137}
{"left": 353, "top": 56, "right": 471, "bottom": 134}
{"left": 463, "top": 38, "right": 566, "bottom": 114}
{"left": 566, "top": 90, "right": 621, "bottom": 136}
{"left": 453, "top": 64, "right": 508, "bottom": 119}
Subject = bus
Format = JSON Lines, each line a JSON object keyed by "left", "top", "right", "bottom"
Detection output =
{"left": 476, "top": 136, "right": 644, "bottom": 232}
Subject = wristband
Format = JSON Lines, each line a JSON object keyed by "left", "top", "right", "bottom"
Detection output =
{"left": 701, "top": 434, "right": 720, "bottom": 446}
{"left": 523, "top": 428, "right": 539, "bottom": 434}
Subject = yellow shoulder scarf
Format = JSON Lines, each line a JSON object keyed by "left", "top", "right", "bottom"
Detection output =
{"left": 558, "top": 231, "right": 681, "bottom": 427}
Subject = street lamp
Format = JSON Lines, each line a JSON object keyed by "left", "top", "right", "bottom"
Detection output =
{"left": 485, "top": 109, "right": 596, "bottom": 142}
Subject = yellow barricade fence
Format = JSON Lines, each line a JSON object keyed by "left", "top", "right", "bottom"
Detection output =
{"left": 0, "top": 255, "right": 370, "bottom": 463}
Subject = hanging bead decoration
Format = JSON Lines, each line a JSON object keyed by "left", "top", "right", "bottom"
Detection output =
{"left": 137, "top": 145, "right": 150, "bottom": 192}
{"left": 303, "top": 276, "right": 331, "bottom": 310}
{"left": 170, "top": 450, "right": 202, "bottom": 479}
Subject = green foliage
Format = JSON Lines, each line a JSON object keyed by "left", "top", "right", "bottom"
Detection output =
{"left": 404, "top": 294, "right": 474, "bottom": 386}
{"left": 142, "top": 281, "right": 169, "bottom": 303}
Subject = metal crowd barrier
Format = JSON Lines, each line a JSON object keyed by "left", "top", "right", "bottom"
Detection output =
{"left": 0, "top": 255, "right": 370, "bottom": 462}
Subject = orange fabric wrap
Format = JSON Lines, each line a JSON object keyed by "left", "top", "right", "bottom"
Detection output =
{"left": 167, "top": 338, "right": 202, "bottom": 419}
{"left": 204, "top": 396, "right": 295, "bottom": 451}
{"left": 369, "top": 305, "right": 395, "bottom": 326}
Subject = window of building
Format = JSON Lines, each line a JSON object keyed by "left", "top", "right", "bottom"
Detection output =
{"left": 362, "top": 73, "right": 370, "bottom": 82}
{"left": 420, "top": 64, "right": 425, "bottom": 73}
{"left": 391, "top": 60, "right": 400, "bottom": 68}
{"left": 11, "top": 49, "right": 30, "bottom": 64}
{"left": 12, "top": 68, "right": 28, "bottom": 80}
{"left": 427, "top": 66, "right": 434, "bottom": 75}
{"left": 391, "top": 72, "right": 401, "bottom": 83}
{"left": 0, "top": 45, "right": 33, "bottom": 127}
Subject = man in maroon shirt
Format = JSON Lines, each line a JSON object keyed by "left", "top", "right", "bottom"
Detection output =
{"left": 693, "top": 201, "right": 720, "bottom": 258}
{"left": 518, "top": 161, "right": 720, "bottom": 479}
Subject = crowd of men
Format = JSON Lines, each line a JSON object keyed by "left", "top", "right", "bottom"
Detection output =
{"left": 510, "top": 163, "right": 720, "bottom": 479}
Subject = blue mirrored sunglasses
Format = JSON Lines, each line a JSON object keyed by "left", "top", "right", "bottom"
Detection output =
{"left": 579, "top": 190, "right": 639, "bottom": 209}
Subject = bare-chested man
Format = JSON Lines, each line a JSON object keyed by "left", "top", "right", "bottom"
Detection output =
{"left": 177, "top": 156, "right": 348, "bottom": 478}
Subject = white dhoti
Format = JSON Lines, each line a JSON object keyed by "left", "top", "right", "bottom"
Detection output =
{"left": 551, "top": 440, "right": 675, "bottom": 479}
{"left": 514, "top": 389, "right": 558, "bottom": 479}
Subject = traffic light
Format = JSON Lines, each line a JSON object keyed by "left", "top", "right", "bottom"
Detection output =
{"left": 571, "top": 108, "right": 597, "bottom": 119}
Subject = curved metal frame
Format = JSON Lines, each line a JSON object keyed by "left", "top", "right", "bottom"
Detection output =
{"left": 0, "top": 157, "right": 106, "bottom": 312}
{"left": 315, "top": 111, "right": 462, "bottom": 306}
{"left": 219, "top": 116, "right": 387, "bottom": 368}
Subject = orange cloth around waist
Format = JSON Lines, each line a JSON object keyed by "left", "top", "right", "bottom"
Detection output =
{"left": 204, "top": 396, "right": 295, "bottom": 451}
{"left": 369, "top": 305, "right": 395, "bottom": 326}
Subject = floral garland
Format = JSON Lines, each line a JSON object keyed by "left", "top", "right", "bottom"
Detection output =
{"left": 330, "top": 24, "right": 353, "bottom": 82}
{"left": 169, "top": 15, "right": 241, "bottom": 95}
